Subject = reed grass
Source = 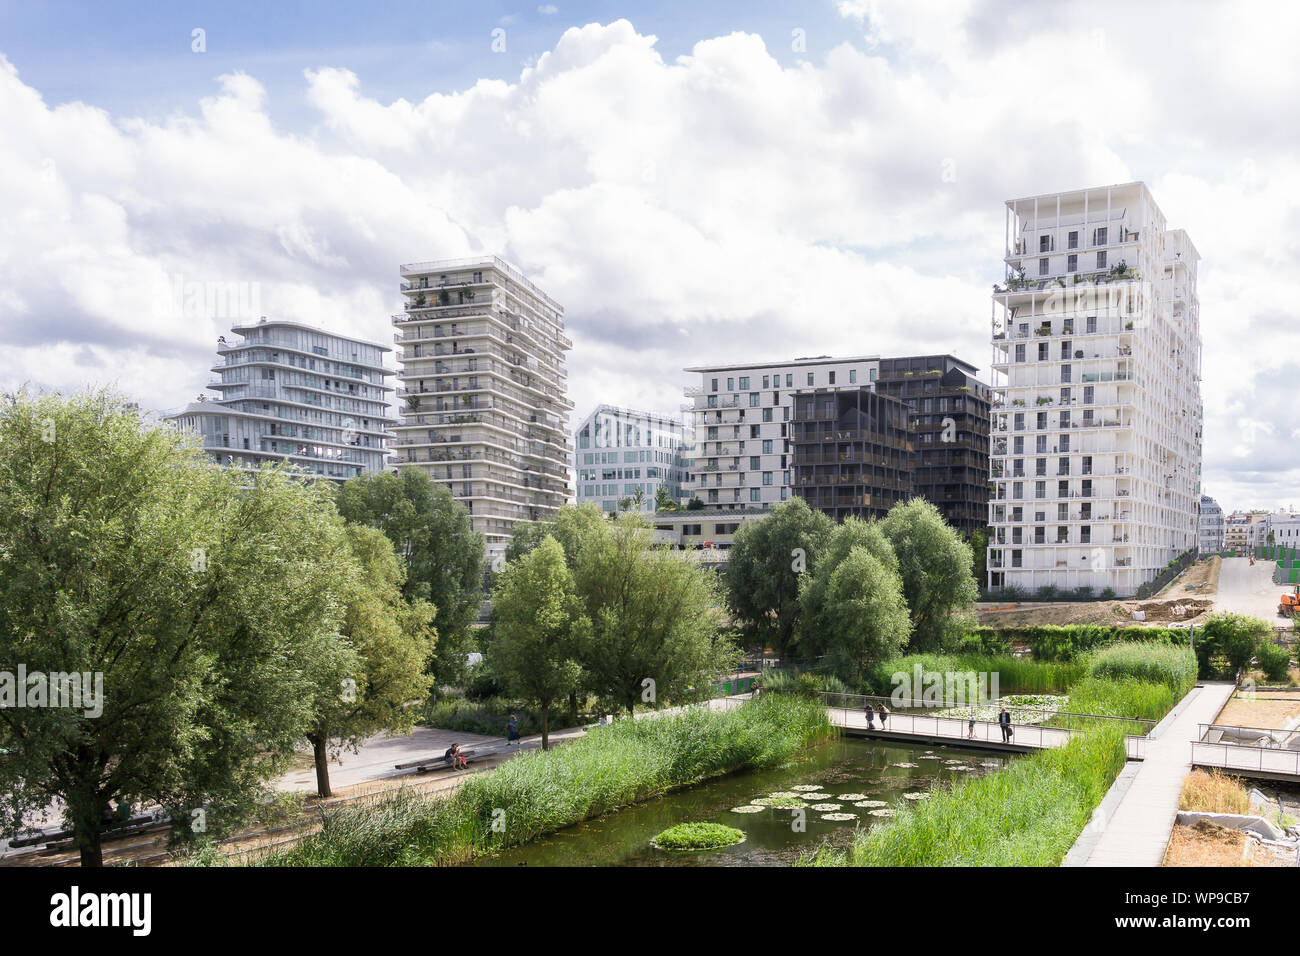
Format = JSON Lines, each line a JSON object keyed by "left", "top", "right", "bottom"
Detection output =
{"left": 800, "top": 726, "right": 1127, "bottom": 867}
{"left": 1087, "top": 642, "right": 1198, "bottom": 697}
{"left": 259, "top": 694, "right": 833, "bottom": 867}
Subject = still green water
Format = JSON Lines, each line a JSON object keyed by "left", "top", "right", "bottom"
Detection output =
{"left": 474, "top": 738, "right": 1009, "bottom": 867}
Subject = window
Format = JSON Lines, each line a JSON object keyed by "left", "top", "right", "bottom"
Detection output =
{"left": 1068, "top": 230, "right": 1078, "bottom": 249}
{"left": 750, "top": 488, "right": 761, "bottom": 502}
{"left": 786, "top": 374, "right": 793, "bottom": 387}
{"left": 828, "top": 371, "right": 836, "bottom": 385}
{"left": 762, "top": 375, "right": 769, "bottom": 388}
{"left": 1039, "top": 257, "right": 1049, "bottom": 276}
{"left": 1094, "top": 226, "right": 1108, "bottom": 246}
{"left": 807, "top": 372, "right": 814, "bottom": 386}
{"left": 1039, "top": 235, "right": 1052, "bottom": 252}
{"left": 750, "top": 456, "right": 760, "bottom": 470}
{"left": 1038, "top": 342, "right": 1049, "bottom": 361}
{"left": 739, "top": 377, "right": 749, "bottom": 390}
{"left": 763, "top": 472, "right": 773, "bottom": 486}
{"left": 1096, "top": 251, "right": 1107, "bottom": 269}
{"left": 849, "top": 369, "right": 857, "bottom": 383}
{"left": 1015, "top": 344, "right": 1026, "bottom": 362}
{"left": 711, "top": 378, "right": 718, "bottom": 392}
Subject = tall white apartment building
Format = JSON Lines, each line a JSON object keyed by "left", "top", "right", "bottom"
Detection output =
{"left": 573, "top": 404, "right": 691, "bottom": 513}
{"left": 986, "top": 183, "right": 1203, "bottom": 597}
{"left": 391, "top": 256, "right": 573, "bottom": 562}
{"left": 1198, "top": 494, "right": 1224, "bottom": 554}
{"left": 683, "top": 356, "right": 880, "bottom": 511}
{"left": 168, "top": 318, "right": 395, "bottom": 480}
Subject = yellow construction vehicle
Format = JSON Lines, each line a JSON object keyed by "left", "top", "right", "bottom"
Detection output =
{"left": 1279, "top": 585, "right": 1300, "bottom": 618}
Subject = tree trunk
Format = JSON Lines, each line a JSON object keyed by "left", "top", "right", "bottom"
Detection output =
{"left": 567, "top": 691, "right": 578, "bottom": 727}
{"left": 540, "top": 704, "right": 550, "bottom": 751}
{"left": 79, "top": 825, "right": 103, "bottom": 868}
{"left": 311, "top": 734, "right": 332, "bottom": 798}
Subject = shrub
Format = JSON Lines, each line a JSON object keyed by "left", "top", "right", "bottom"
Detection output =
{"left": 1255, "top": 641, "right": 1292, "bottom": 683}
{"left": 1196, "top": 613, "right": 1271, "bottom": 679}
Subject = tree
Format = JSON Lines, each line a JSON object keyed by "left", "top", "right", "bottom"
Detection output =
{"left": 654, "top": 486, "right": 676, "bottom": 511}
{"left": 504, "top": 503, "right": 609, "bottom": 567}
{"left": 797, "top": 517, "right": 900, "bottom": 650}
{"left": 880, "top": 498, "right": 979, "bottom": 652}
{"left": 575, "top": 518, "right": 736, "bottom": 715}
{"left": 724, "top": 498, "right": 833, "bottom": 656}
{"left": 487, "top": 536, "right": 586, "bottom": 749}
{"left": 337, "top": 469, "right": 485, "bottom": 687}
{"left": 968, "top": 527, "right": 991, "bottom": 591}
{"left": 304, "top": 524, "right": 437, "bottom": 796}
{"left": 807, "top": 548, "right": 911, "bottom": 684}
{"left": 1196, "top": 613, "right": 1269, "bottom": 679}
{"left": 0, "top": 390, "right": 355, "bottom": 865}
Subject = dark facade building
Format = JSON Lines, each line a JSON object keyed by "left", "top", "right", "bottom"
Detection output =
{"left": 791, "top": 388, "right": 915, "bottom": 521}
{"left": 874, "top": 355, "right": 991, "bottom": 534}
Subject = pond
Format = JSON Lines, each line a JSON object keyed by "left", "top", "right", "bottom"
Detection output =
{"left": 474, "top": 737, "right": 1010, "bottom": 867}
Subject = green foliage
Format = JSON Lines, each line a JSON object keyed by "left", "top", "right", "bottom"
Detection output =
{"left": 574, "top": 518, "right": 737, "bottom": 715}
{"left": 758, "top": 668, "right": 850, "bottom": 698}
{"left": 970, "top": 624, "right": 1190, "bottom": 662}
{"left": 651, "top": 821, "right": 744, "bottom": 850}
{"left": 880, "top": 498, "right": 978, "bottom": 652}
{"left": 723, "top": 498, "right": 833, "bottom": 655}
{"left": 263, "top": 694, "right": 833, "bottom": 866}
{"left": 1254, "top": 641, "right": 1292, "bottom": 683}
{"left": 0, "top": 389, "right": 357, "bottom": 864}
{"left": 305, "top": 523, "right": 438, "bottom": 795}
{"left": 336, "top": 469, "right": 485, "bottom": 686}
{"left": 1087, "top": 642, "right": 1197, "bottom": 697}
{"left": 860, "top": 653, "right": 1085, "bottom": 698}
{"left": 805, "top": 728, "right": 1126, "bottom": 866}
{"left": 797, "top": 546, "right": 910, "bottom": 685}
{"left": 503, "top": 503, "right": 609, "bottom": 567}
{"left": 487, "top": 536, "right": 587, "bottom": 748}
{"left": 1055, "top": 677, "right": 1175, "bottom": 730}
{"left": 1196, "top": 613, "right": 1271, "bottom": 679}
{"left": 419, "top": 695, "right": 567, "bottom": 738}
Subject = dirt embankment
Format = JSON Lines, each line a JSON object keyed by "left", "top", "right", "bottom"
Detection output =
{"left": 978, "top": 558, "right": 1221, "bottom": 629}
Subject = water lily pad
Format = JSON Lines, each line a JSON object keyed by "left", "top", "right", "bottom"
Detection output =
{"left": 730, "top": 805, "right": 765, "bottom": 813}
{"left": 892, "top": 762, "right": 918, "bottom": 768}
{"left": 853, "top": 800, "right": 889, "bottom": 808}
{"left": 902, "top": 791, "right": 930, "bottom": 800}
{"left": 766, "top": 791, "right": 802, "bottom": 799}
{"left": 790, "top": 784, "right": 824, "bottom": 792}
{"left": 750, "top": 796, "right": 804, "bottom": 808}
{"left": 651, "top": 822, "right": 746, "bottom": 851}
{"left": 808, "top": 803, "right": 842, "bottom": 811}
{"left": 820, "top": 812, "right": 857, "bottom": 822}
{"left": 868, "top": 808, "right": 896, "bottom": 817}
{"left": 838, "top": 793, "right": 871, "bottom": 801}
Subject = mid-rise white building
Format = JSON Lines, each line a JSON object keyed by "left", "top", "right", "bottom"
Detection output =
{"left": 1198, "top": 495, "right": 1224, "bottom": 554}
{"left": 682, "top": 356, "right": 881, "bottom": 511}
{"left": 573, "top": 405, "right": 691, "bottom": 513}
{"left": 168, "top": 318, "right": 395, "bottom": 480}
{"left": 391, "top": 256, "right": 573, "bottom": 562}
{"left": 987, "top": 183, "right": 1203, "bottom": 597}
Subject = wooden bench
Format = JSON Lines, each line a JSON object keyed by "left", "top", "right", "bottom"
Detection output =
{"left": 394, "top": 746, "right": 503, "bottom": 774}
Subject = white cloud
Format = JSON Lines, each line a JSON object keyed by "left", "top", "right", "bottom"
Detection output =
{"left": 2, "top": 7, "right": 1299, "bottom": 507}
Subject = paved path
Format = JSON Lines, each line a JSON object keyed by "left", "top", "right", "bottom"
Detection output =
{"left": 1214, "top": 557, "right": 1289, "bottom": 626}
{"left": 1081, "top": 682, "right": 1236, "bottom": 867}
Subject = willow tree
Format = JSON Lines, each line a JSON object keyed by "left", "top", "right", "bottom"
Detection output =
{"left": 0, "top": 390, "right": 356, "bottom": 865}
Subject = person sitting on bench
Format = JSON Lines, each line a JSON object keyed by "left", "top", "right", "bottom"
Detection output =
{"left": 444, "top": 743, "right": 468, "bottom": 769}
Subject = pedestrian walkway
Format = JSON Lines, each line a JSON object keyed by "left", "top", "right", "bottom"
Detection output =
{"left": 831, "top": 705, "right": 1075, "bottom": 752}
{"left": 1080, "top": 682, "right": 1236, "bottom": 866}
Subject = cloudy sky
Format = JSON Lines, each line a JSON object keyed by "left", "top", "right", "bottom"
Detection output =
{"left": 2, "top": 0, "right": 1296, "bottom": 510}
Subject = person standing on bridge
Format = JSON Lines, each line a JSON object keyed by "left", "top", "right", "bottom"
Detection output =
{"left": 999, "top": 707, "right": 1012, "bottom": 742}
{"left": 864, "top": 700, "right": 875, "bottom": 729}
{"left": 968, "top": 710, "right": 977, "bottom": 739}
{"left": 506, "top": 714, "right": 520, "bottom": 747}
{"left": 877, "top": 702, "right": 889, "bottom": 730}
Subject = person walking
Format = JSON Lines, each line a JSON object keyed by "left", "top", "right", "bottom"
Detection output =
{"left": 999, "top": 707, "right": 1012, "bottom": 743}
{"left": 968, "top": 710, "right": 977, "bottom": 739}
{"left": 506, "top": 714, "right": 520, "bottom": 747}
{"left": 877, "top": 702, "right": 889, "bottom": 730}
{"left": 864, "top": 700, "right": 875, "bottom": 730}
